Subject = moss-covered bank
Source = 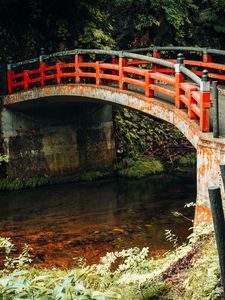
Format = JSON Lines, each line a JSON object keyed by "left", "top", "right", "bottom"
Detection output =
{"left": 114, "top": 156, "right": 164, "bottom": 179}
{"left": 0, "top": 152, "right": 196, "bottom": 191}
{"left": 0, "top": 152, "right": 166, "bottom": 191}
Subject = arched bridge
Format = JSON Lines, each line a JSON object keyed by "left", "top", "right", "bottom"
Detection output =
{"left": 3, "top": 47, "right": 225, "bottom": 223}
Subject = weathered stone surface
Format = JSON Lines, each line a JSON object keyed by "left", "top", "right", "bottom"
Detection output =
{"left": 1, "top": 99, "right": 116, "bottom": 178}
{"left": 218, "top": 86, "right": 225, "bottom": 137}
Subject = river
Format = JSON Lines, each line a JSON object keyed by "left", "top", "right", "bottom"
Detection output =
{"left": 0, "top": 173, "right": 195, "bottom": 268}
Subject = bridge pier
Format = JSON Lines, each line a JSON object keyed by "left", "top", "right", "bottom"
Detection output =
{"left": 1, "top": 99, "right": 116, "bottom": 178}
{"left": 195, "top": 139, "right": 225, "bottom": 224}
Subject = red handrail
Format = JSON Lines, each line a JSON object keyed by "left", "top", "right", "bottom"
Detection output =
{"left": 6, "top": 51, "right": 211, "bottom": 132}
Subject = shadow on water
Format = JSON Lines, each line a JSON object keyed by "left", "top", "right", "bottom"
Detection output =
{"left": 0, "top": 173, "right": 196, "bottom": 268}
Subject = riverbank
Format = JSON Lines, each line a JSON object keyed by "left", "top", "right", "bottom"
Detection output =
{"left": 0, "top": 151, "right": 195, "bottom": 191}
{"left": 0, "top": 224, "right": 222, "bottom": 299}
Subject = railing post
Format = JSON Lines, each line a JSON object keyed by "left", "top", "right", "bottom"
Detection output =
{"left": 153, "top": 49, "right": 160, "bottom": 72}
{"left": 111, "top": 56, "right": 119, "bottom": 77}
{"left": 153, "top": 49, "right": 160, "bottom": 59}
{"left": 175, "top": 53, "right": 185, "bottom": 109}
{"left": 24, "top": 70, "right": 29, "bottom": 90}
{"left": 188, "top": 90, "right": 198, "bottom": 120}
{"left": 39, "top": 48, "right": 45, "bottom": 86}
{"left": 119, "top": 53, "right": 127, "bottom": 90}
{"left": 56, "top": 63, "right": 61, "bottom": 84}
{"left": 200, "top": 70, "right": 211, "bottom": 132}
{"left": 208, "top": 185, "right": 225, "bottom": 296}
{"left": 7, "top": 57, "right": 13, "bottom": 94}
{"left": 96, "top": 61, "right": 102, "bottom": 86}
{"left": 203, "top": 49, "right": 212, "bottom": 63}
{"left": 145, "top": 70, "right": 154, "bottom": 97}
{"left": 75, "top": 54, "right": 83, "bottom": 84}
{"left": 212, "top": 81, "right": 219, "bottom": 138}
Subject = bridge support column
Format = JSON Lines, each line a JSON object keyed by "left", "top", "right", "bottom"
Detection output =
{"left": 1, "top": 100, "right": 116, "bottom": 179}
{"left": 195, "top": 142, "right": 225, "bottom": 224}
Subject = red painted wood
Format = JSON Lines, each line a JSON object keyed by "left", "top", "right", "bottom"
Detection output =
{"left": 119, "top": 57, "right": 128, "bottom": 90}
{"left": 7, "top": 70, "right": 13, "bottom": 93}
{"left": 7, "top": 51, "right": 219, "bottom": 132}
{"left": 99, "top": 74, "right": 119, "bottom": 81}
{"left": 24, "top": 71, "right": 29, "bottom": 90}
{"left": 150, "top": 72, "right": 175, "bottom": 85}
{"left": 175, "top": 73, "right": 185, "bottom": 109}
{"left": 56, "top": 64, "right": 62, "bottom": 84}
{"left": 40, "top": 61, "right": 46, "bottom": 86}
{"left": 145, "top": 70, "right": 154, "bottom": 97}
{"left": 75, "top": 55, "right": 83, "bottom": 84}
{"left": 200, "top": 91, "right": 211, "bottom": 132}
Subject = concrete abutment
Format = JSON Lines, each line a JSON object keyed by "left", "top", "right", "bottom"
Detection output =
{"left": 1, "top": 97, "right": 116, "bottom": 178}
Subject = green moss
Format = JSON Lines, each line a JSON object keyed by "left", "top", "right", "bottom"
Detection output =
{"left": 62, "top": 169, "right": 113, "bottom": 183}
{"left": 177, "top": 152, "right": 196, "bottom": 168}
{"left": 0, "top": 169, "right": 114, "bottom": 191}
{"left": 0, "top": 176, "right": 50, "bottom": 191}
{"left": 115, "top": 156, "right": 164, "bottom": 179}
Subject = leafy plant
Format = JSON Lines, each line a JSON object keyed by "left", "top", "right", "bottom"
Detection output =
{"left": 0, "top": 224, "right": 222, "bottom": 299}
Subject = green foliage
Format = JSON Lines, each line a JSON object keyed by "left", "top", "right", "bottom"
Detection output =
{"left": 0, "top": 270, "right": 107, "bottom": 300}
{"left": 176, "top": 152, "right": 196, "bottom": 168}
{"left": 4, "top": 244, "right": 32, "bottom": 270}
{"left": 0, "top": 170, "right": 113, "bottom": 191}
{"left": 0, "top": 176, "right": 50, "bottom": 191}
{"left": 0, "top": 241, "right": 108, "bottom": 300}
{"left": 73, "top": 170, "right": 112, "bottom": 182}
{"left": 1, "top": 0, "right": 225, "bottom": 65}
{"left": 115, "top": 156, "right": 163, "bottom": 179}
{"left": 165, "top": 229, "right": 178, "bottom": 248}
{"left": 0, "top": 237, "right": 12, "bottom": 255}
{"left": 0, "top": 224, "right": 222, "bottom": 299}
{"left": 0, "top": 154, "right": 8, "bottom": 165}
{"left": 114, "top": 107, "right": 186, "bottom": 159}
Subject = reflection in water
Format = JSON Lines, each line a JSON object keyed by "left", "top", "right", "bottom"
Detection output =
{"left": 0, "top": 174, "right": 195, "bottom": 268}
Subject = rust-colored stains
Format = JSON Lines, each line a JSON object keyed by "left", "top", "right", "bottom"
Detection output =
{"left": 3, "top": 84, "right": 225, "bottom": 223}
{"left": 194, "top": 204, "right": 212, "bottom": 224}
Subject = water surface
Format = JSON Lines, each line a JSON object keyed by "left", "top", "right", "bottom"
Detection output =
{"left": 0, "top": 174, "right": 195, "bottom": 268}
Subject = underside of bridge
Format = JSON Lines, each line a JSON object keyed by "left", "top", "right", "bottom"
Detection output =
{"left": 2, "top": 84, "right": 225, "bottom": 223}
{"left": 1, "top": 96, "right": 116, "bottom": 178}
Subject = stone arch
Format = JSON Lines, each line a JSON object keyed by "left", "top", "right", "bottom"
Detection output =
{"left": 3, "top": 84, "right": 225, "bottom": 223}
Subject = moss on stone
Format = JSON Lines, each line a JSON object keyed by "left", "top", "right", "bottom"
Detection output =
{"left": 52, "top": 169, "right": 113, "bottom": 184}
{"left": 115, "top": 156, "right": 164, "bottom": 179}
{"left": 0, "top": 169, "right": 114, "bottom": 191}
{"left": 0, "top": 176, "right": 50, "bottom": 191}
{"left": 0, "top": 156, "right": 165, "bottom": 191}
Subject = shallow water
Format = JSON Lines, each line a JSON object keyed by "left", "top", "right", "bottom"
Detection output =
{"left": 0, "top": 174, "right": 195, "bottom": 268}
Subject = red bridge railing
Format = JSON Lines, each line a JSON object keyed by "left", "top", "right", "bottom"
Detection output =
{"left": 7, "top": 49, "right": 212, "bottom": 132}
{"left": 129, "top": 46, "right": 225, "bottom": 82}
